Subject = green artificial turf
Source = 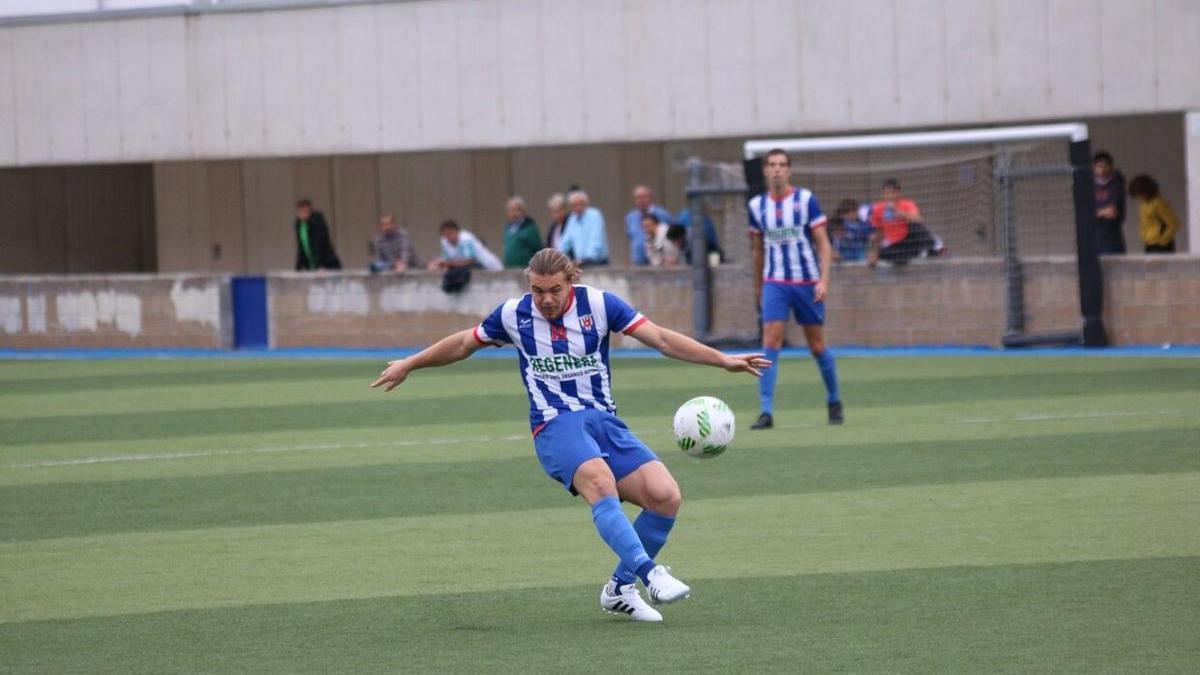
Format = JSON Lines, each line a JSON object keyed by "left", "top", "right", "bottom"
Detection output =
{"left": 1, "top": 355, "right": 1198, "bottom": 673}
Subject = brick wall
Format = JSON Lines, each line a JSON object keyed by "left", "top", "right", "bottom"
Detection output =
{"left": 3, "top": 257, "right": 1197, "bottom": 349}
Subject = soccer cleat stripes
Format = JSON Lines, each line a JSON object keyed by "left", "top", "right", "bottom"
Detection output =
{"left": 600, "top": 581, "right": 662, "bottom": 622}
{"left": 645, "top": 565, "right": 691, "bottom": 605}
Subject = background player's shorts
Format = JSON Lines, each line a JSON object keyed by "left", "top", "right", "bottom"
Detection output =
{"left": 762, "top": 281, "right": 825, "bottom": 325}
{"left": 533, "top": 408, "right": 659, "bottom": 494}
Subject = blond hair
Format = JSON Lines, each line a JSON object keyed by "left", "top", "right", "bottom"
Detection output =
{"left": 526, "top": 248, "right": 581, "bottom": 283}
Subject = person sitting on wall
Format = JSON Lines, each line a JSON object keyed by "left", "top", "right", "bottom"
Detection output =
{"left": 369, "top": 214, "right": 421, "bottom": 274}
{"left": 640, "top": 213, "right": 682, "bottom": 267}
{"left": 502, "top": 196, "right": 543, "bottom": 269}
{"left": 1128, "top": 174, "right": 1180, "bottom": 254}
{"left": 866, "top": 179, "right": 943, "bottom": 267}
{"left": 294, "top": 198, "right": 342, "bottom": 271}
{"left": 830, "top": 199, "right": 873, "bottom": 263}
{"left": 426, "top": 219, "right": 503, "bottom": 272}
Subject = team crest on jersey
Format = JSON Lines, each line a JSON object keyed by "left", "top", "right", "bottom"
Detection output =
{"left": 550, "top": 324, "right": 567, "bottom": 341}
{"left": 579, "top": 314, "right": 594, "bottom": 331}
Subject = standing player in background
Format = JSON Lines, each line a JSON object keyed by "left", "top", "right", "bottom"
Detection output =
{"left": 748, "top": 149, "right": 843, "bottom": 429}
{"left": 371, "top": 249, "right": 769, "bottom": 622}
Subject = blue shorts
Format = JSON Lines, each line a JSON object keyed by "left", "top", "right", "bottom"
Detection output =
{"left": 532, "top": 408, "right": 659, "bottom": 494}
{"left": 762, "top": 282, "right": 824, "bottom": 326}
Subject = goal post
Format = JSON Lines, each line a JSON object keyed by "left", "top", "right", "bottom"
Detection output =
{"left": 684, "top": 122, "right": 1107, "bottom": 347}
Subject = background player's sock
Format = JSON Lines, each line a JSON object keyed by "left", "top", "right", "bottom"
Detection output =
{"left": 760, "top": 346, "right": 781, "bottom": 413}
{"left": 815, "top": 349, "right": 840, "bottom": 403}
{"left": 611, "top": 509, "right": 676, "bottom": 587}
{"left": 591, "top": 496, "right": 656, "bottom": 583}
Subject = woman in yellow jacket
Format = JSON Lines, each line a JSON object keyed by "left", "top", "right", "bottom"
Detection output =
{"left": 1128, "top": 175, "right": 1180, "bottom": 253}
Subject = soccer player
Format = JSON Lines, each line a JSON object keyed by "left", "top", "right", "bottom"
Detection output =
{"left": 371, "top": 248, "right": 769, "bottom": 622}
{"left": 748, "top": 148, "right": 843, "bottom": 429}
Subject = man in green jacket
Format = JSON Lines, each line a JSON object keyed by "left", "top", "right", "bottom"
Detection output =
{"left": 502, "top": 196, "right": 543, "bottom": 268}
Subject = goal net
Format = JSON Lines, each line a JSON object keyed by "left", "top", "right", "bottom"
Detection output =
{"left": 683, "top": 124, "right": 1104, "bottom": 348}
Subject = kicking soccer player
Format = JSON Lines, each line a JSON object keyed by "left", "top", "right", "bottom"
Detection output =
{"left": 371, "top": 248, "right": 769, "bottom": 622}
{"left": 748, "top": 148, "right": 843, "bottom": 429}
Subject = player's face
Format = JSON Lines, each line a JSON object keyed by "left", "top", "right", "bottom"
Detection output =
{"left": 1093, "top": 160, "right": 1112, "bottom": 181}
{"left": 529, "top": 272, "right": 572, "bottom": 319}
{"left": 763, "top": 155, "right": 791, "bottom": 191}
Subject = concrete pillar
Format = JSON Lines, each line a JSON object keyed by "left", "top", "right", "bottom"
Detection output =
{"left": 1187, "top": 112, "right": 1200, "bottom": 254}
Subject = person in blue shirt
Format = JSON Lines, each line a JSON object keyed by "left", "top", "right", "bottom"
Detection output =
{"left": 674, "top": 207, "right": 723, "bottom": 264}
{"left": 624, "top": 185, "right": 674, "bottom": 266}
{"left": 558, "top": 190, "right": 610, "bottom": 266}
{"left": 371, "top": 248, "right": 770, "bottom": 622}
{"left": 830, "top": 199, "right": 873, "bottom": 262}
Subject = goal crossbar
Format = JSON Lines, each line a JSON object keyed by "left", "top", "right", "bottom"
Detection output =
{"left": 743, "top": 123, "right": 1088, "bottom": 159}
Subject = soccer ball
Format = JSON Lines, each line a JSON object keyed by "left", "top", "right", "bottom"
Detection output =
{"left": 673, "top": 396, "right": 735, "bottom": 459}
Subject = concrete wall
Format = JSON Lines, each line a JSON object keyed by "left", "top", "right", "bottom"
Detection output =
{"left": 0, "top": 274, "right": 231, "bottom": 348}
{"left": 3, "top": 257, "right": 1197, "bottom": 349}
{"left": 1, "top": 0, "right": 1198, "bottom": 167}
{"left": 0, "top": 164, "right": 156, "bottom": 273}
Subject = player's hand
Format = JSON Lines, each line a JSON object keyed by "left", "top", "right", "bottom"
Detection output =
{"left": 814, "top": 279, "right": 828, "bottom": 302}
{"left": 722, "top": 353, "right": 772, "bottom": 377}
{"left": 370, "top": 359, "right": 410, "bottom": 391}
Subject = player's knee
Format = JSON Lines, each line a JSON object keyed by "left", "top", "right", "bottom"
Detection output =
{"left": 576, "top": 472, "right": 618, "bottom": 500}
{"left": 648, "top": 481, "right": 682, "bottom": 516}
{"left": 810, "top": 344, "right": 825, "bottom": 358}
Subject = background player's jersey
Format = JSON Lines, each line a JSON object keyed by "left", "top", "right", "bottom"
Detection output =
{"left": 748, "top": 188, "right": 827, "bottom": 283}
{"left": 475, "top": 284, "right": 647, "bottom": 430}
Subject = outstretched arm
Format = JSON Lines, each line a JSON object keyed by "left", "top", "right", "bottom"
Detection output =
{"left": 627, "top": 320, "right": 770, "bottom": 377}
{"left": 370, "top": 328, "right": 484, "bottom": 391}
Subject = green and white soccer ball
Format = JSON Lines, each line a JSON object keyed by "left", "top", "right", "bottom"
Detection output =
{"left": 673, "top": 396, "right": 735, "bottom": 459}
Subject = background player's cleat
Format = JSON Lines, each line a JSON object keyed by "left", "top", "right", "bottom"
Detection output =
{"left": 645, "top": 565, "right": 691, "bottom": 605}
{"left": 600, "top": 581, "right": 662, "bottom": 622}
{"left": 828, "top": 401, "right": 844, "bottom": 425}
{"left": 750, "top": 412, "right": 774, "bottom": 430}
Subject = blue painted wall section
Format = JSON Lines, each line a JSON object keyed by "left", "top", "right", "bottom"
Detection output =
{"left": 232, "top": 276, "right": 268, "bottom": 349}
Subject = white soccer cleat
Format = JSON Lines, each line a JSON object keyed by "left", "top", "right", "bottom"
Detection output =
{"left": 600, "top": 581, "right": 663, "bottom": 622}
{"left": 645, "top": 565, "right": 691, "bottom": 605}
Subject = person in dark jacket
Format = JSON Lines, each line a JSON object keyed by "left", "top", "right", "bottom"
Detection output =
{"left": 502, "top": 196, "right": 543, "bottom": 268}
{"left": 1093, "top": 152, "right": 1127, "bottom": 255}
{"left": 294, "top": 199, "right": 342, "bottom": 271}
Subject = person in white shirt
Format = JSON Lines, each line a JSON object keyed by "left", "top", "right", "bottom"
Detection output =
{"left": 640, "top": 213, "right": 681, "bottom": 267}
{"left": 427, "top": 219, "right": 502, "bottom": 271}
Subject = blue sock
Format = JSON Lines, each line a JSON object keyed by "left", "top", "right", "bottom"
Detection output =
{"left": 611, "top": 510, "right": 676, "bottom": 587}
{"left": 815, "top": 349, "right": 840, "bottom": 404}
{"left": 759, "top": 347, "right": 781, "bottom": 414}
{"left": 591, "top": 496, "right": 656, "bottom": 583}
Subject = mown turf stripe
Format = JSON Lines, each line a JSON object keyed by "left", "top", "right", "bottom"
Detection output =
{"left": 3, "top": 472, "right": 1197, "bottom": 623}
{"left": 2, "top": 556, "right": 1196, "bottom": 674}
{"left": 3, "top": 361, "right": 1195, "bottom": 443}
{"left": 4, "top": 426, "right": 1199, "bottom": 543}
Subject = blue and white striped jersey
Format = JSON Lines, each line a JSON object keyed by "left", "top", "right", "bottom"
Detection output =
{"left": 474, "top": 285, "right": 648, "bottom": 430}
{"left": 748, "top": 188, "right": 828, "bottom": 284}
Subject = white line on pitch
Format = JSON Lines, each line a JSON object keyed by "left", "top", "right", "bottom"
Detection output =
{"left": 953, "top": 410, "right": 1191, "bottom": 424}
{"left": 1, "top": 411, "right": 1186, "bottom": 471}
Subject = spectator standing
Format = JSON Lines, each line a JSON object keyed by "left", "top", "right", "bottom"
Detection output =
{"left": 294, "top": 199, "right": 342, "bottom": 271}
{"left": 867, "top": 179, "right": 940, "bottom": 266}
{"left": 558, "top": 190, "right": 610, "bottom": 267}
{"left": 624, "top": 185, "right": 674, "bottom": 266}
{"left": 640, "top": 213, "right": 682, "bottom": 267}
{"left": 427, "top": 220, "right": 503, "bottom": 271}
{"left": 675, "top": 207, "right": 723, "bottom": 264}
{"left": 1128, "top": 174, "right": 1180, "bottom": 254}
{"left": 830, "top": 199, "right": 873, "bottom": 262}
{"left": 502, "top": 196, "right": 543, "bottom": 268}
{"left": 545, "top": 193, "right": 570, "bottom": 251}
{"left": 1093, "top": 151, "right": 1127, "bottom": 254}
{"left": 369, "top": 214, "right": 420, "bottom": 274}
